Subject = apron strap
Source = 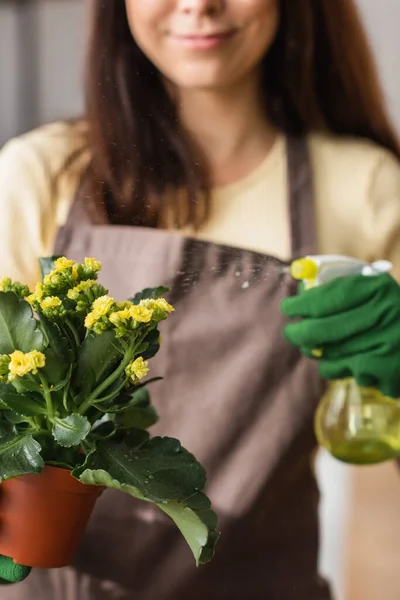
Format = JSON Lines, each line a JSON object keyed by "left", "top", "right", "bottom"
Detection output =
{"left": 286, "top": 135, "right": 317, "bottom": 259}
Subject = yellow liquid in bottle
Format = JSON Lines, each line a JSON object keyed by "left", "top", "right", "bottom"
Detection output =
{"left": 315, "top": 378, "right": 400, "bottom": 465}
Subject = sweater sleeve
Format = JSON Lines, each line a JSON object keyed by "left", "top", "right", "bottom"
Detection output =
{"left": 0, "top": 137, "right": 53, "bottom": 290}
{"left": 0, "top": 123, "right": 84, "bottom": 291}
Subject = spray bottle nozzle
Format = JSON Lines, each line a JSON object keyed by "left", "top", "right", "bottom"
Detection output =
{"left": 289, "top": 255, "right": 392, "bottom": 289}
{"left": 290, "top": 258, "right": 318, "bottom": 281}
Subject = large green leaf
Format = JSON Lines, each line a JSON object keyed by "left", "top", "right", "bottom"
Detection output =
{"left": 74, "top": 330, "right": 123, "bottom": 394}
{"left": 0, "top": 382, "right": 46, "bottom": 417}
{"left": 130, "top": 287, "right": 169, "bottom": 304}
{"left": 73, "top": 437, "right": 218, "bottom": 564}
{"left": 74, "top": 436, "right": 206, "bottom": 503}
{"left": 52, "top": 414, "right": 91, "bottom": 447}
{"left": 159, "top": 494, "right": 220, "bottom": 564}
{"left": 0, "top": 292, "right": 44, "bottom": 354}
{"left": 0, "top": 422, "right": 44, "bottom": 481}
{"left": 0, "top": 392, "right": 46, "bottom": 417}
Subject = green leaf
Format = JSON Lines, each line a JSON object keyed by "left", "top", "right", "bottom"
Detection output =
{"left": 130, "top": 287, "right": 169, "bottom": 304}
{"left": 74, "top": 436, "right": 206, "bottom": 503}
{"left": 52, "top": 414, "right": 91, "bottom": 447}
{"left": 112, "top": 387, "right": 159, "bottom": 429}
{"left": 0, "top": 422, "right": 44, "bottom": 481}
{"left": 120, "top": 404, "right": 159, "bottom": 430}
{"left": 141, "top": 329, "right": 161, "bottom": 360}
{"left": 74, "top": 331, "right": 123, "bottom": 394}
{"left": 51, "top": 364, "right": 73, "bottom": 392}
{"left": 0, "top": 293, "right": 44, "bottom": 354}
{"left": 37, "top": 312, "right": 72, "bottom": 363}
{"left": 41, "top": 348, "right": 69, "bottom": 387}
{"left": 4, "top": 411, "right": 27, "bottom": 424}
{"left": 73, "top": 437, "right": 219, "bottom": 565}
{"left": 90, "top": 421, "right": 117, "bottom": 440}
{"left": 12, "top": 378, "right": 42, "bottom": 393}
{"left": 159, "top": 495, "right": 220, "bottom": 564}
{"left": 94, "top": 387, "right": 159, "bottom": 429}
{"left": 39, "top": 256, "right": 60, "bottom": 279}
{"left": 0, "top": 392, "right": 46, "bottom": 417}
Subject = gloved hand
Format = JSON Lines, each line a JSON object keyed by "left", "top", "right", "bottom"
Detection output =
{"left": 280, "top": 273, "right": 400, "bottom": 398}
{"left": 0, "top": 555, "right": 30, "bottom": 585}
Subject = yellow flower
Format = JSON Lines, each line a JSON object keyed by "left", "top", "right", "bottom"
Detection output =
{"left": 0, "top": 277, "right": 12, "bottom": 291}
{"left": 129, "top": 305, "right": 153, "bottom": 323}
{"left": 109, "top": 307, "right": 131, "bottom": 326}
{"left": 35, "top": 283, "right": 44, "bottom": 302}
{"left": 40, "top": 296, "right": 62, "bottom": 310}
{"left": 85, "top": 257, "right": 102, "bottom": 272}
{"left": 91, "top": 295, "right": 114, "bottom": 318}
{"left": 54, "top": 257, "right": 76, "bottom": 271}
{"left": 8, "top": 350, "right": 46, "bottom": 379}
{"left": 67, "top": 280, "right": 96, "bottom": 300}
{"left": 115, "top": 301, "right": 133, "bottom": 311}
{"left": 25, "top": 294, "right": 36, "bottom": 306}
{"left": 141, "top": 298, "right": 174, "bottom": 313}
{"left": 43, "top": 272, "right": 63, "bottom": 287}
{"left": 126, "top": 357, "right": 149, "bottom": 382}
{"left": 8, "top": 351, "right": 29, "bottom": 378}
{"left": 28, "top": 350, "right": 46, "bottom": 372}
{"left": 84, "top": 313, "right": 96, "bottom": 329}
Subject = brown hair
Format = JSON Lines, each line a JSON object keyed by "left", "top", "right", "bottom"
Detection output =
{"left": 80, "top": 0, "right": 399, "bottom": 228}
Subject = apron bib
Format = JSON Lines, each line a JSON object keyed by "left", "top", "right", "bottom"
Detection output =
{"left": 4, "top": 137, "right": 332, "bottom": 600}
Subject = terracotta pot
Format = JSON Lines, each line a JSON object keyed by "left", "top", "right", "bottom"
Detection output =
{"left": 0, "top": 466, "right": 103, "bottom": 568}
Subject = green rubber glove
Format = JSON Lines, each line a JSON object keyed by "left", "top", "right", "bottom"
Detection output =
{"left": 280, "top": 273, "right": 400, "bottom": 398}
{"left": 0, "top": 555, "right": 30, "bottom": 585}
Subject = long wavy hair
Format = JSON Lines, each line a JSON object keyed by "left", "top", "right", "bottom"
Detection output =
{"left": 77, "top": 0, "right": 399, "bottom": 227}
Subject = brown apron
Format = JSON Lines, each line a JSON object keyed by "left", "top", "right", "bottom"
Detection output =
{"left": 3, "top": 136, "right": 333, "bottom": 600}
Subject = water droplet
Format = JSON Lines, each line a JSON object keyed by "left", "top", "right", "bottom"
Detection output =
{"left": 148, "top": 474, "right": 154, "bottom": 480}
{"left": 235, "top": 271, "right": 241, "bottom": 277}
{"left": 242, "top": 281, "right": 250, "bottom": 289}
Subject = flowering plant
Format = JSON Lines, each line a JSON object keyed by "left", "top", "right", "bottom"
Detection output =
{"left": 0, "top": 256, "right": 218, "bottom": 564}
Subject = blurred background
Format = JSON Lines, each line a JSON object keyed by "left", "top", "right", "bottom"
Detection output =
{"left": 1, "top": 1, "right": 400, "bottom": 599}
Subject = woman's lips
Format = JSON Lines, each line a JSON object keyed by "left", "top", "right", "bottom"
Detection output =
{"left": 170, "top": 30, "right": 236, "bottom": 50}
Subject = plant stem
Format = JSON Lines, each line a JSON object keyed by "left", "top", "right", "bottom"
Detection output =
{"left": 79, "top": 333, "right": 147, "bottom": 414}
{"left": 92, "top": 377, "right": 128, "bottom": 405}
{"left": 24, "top": 416, "right": 40, "bottom": 428}
{"left": 38, "top": 373, "right": 54, "bottom": 426}
{"left": 31, "top": 428, "right": 52, "bottom": 437}
{"left": 66, "top": 318, "right": 80, "bottom": 346}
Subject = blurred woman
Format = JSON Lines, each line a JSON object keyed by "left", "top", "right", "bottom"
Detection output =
{"left": 1, "top": 1, "right": 400, "bottom": 599}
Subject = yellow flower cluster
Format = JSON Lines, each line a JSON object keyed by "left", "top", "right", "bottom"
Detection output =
{"left": 67, "top": 280, "right": 97, "bottom": 301}
{"left": 0, "top": 277, "right": 30, "bottom": 299}
{"left": 125, "top": 357, "right": 149, "bottom": 382}
{"left": 140, "top": 298, "right": 174, "bottom": 314}
{"left": 84, "top": 295, "right": 115, "bottom": 330}
{"left": 84, "top": 295, "right": 174, "bottom": 337}
{"left": 40, "top": 296, "right": 62, "bottom": 309}
{"left": 27, "top": 257, "right": 103, "bottom": 307}
{"left": 39, "top": 296, "right": 67, "bottom": 320}
{"left": 6, "top": 350, "right": 46, "bottom": 381}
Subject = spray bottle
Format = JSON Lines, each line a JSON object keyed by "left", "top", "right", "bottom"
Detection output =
{"left": 290, "top": 255, "right": 400, "bottom": 465}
